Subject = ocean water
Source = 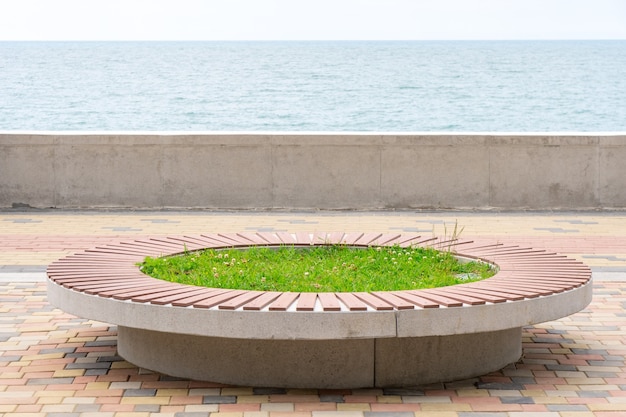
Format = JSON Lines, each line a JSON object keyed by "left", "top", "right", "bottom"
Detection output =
{"left": 0, "top": 41, "right": 625, "bottom": 132}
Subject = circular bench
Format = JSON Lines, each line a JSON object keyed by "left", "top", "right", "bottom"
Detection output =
{"left": 46, "top": 232, "right": 592, "bottom": 388}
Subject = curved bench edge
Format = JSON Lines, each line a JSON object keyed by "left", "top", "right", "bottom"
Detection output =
{"left": 46, "top": 277, "right": 592, "bottom": 340}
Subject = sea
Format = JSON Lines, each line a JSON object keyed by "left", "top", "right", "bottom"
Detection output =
{"left": 0, "top": 40, "right": 625, "bottom": 132}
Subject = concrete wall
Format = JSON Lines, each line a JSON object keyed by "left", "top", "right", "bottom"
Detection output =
{"left": 1, "top": 132, "right": 625, "bottom": 210}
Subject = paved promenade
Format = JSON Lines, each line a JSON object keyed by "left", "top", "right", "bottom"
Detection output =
{"left": 1, "top": 210, "right": 625, "bottom": 417}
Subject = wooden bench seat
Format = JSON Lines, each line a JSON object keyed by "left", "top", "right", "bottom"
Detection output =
{"left": 47, "top": 232, "right": 592, "bottom": 389}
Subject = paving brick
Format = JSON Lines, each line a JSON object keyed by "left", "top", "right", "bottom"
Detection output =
{"left": 2, "top": 212, "right": 626, "bottom": 417}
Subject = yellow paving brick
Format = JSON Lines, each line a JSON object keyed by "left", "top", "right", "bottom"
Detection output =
{"left": 588, "top": 403, "right": 626, "bottom": 411}
{"left": 85, "top": 382, "right": 111, "bottom": 390}
{"left": 0, "top": 404, "right": 17, "bottom": 413}
{"left": 522, "top": 390, "right": 548, "bottom": 397}
{"left": 238, "top": 395, "right": 269, "bottom": 404}
{"left": 260, "top": 403, "right": 294, "bottom": 412}
{"left": 336, "top": 403, "right": 371, "bottom": 411}
{"left": 0, "top": 372, "right": 24, "bottom": 379}
{"left": 62, "top": 397, "right": 96, "bottom": 404}
{"left": 53, "top": 369, "right": 85, "bottom": 378}
{"left": 21, "top": 352, "right": 66, "bottom": 361}
{"left": 419, "top": 403, "right": 472, "bottom": 412}
{"left": 376, "top": 395, "right": 403, "bottom": 403}
{"left": 35, "top": 396, "right": 64, "bottom": 405}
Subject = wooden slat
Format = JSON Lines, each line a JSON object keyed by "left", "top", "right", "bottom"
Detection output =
{"left": 218, "top": 291, "right": 264, "bottom": 310}
{"left": 242, "top": 291, "right": 283, "bottom": 310}
{"left": 352, "top": 292, "right": 394, "bottom": 311}
{"left": 318, "top": 292, "right": 341, "bottom": 311}
{"left": 371, "top": 292, "right": 415, "bottom": 310}
{"left": 192, "top": 290, "right": 247, "bottom": 309}
{"left": 268, "top": 292, "right": 299, "bottom": 311}
{"left": 296, "top": 293, "right": 318, "bottom": 311}
{"left": 335, "top": 292, "right": 368, "bottom": 311}
{"left": 171, "top": 289, "right": 230, "bottom": 307}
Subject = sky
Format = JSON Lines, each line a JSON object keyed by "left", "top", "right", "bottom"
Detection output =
{"left": 0, "top": 0, "right": 625, "bottom": 41}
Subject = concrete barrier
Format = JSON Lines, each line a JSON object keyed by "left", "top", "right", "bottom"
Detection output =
{"left": 1, "top": 132, "right": 625, "bottom": 210}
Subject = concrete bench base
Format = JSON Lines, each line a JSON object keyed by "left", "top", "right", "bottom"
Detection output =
{"left": 118, "top": 326, "right": 521, "bottom": 389}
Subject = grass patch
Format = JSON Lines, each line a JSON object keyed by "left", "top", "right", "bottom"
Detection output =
{"left": 141, "top": 245, "right": 494, "bottom": 292}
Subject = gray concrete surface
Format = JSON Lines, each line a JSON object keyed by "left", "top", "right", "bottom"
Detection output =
{"left": 2, "top": 132, "right": 625, "bottom": 210}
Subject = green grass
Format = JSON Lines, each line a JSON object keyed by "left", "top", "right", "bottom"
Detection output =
{"left": 141, "top": 245, "right": 495, "bottom": 292}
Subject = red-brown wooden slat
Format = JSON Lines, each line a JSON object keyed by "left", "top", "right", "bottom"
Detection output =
{"left": 375, "top": 233, "right": 402, "bottom": 246}
{"left": 49, "top": 271, "right": 141, "bottom": 281}
{"left": 171, "top": 235, "right": 226, "bottom": 249}
{"left": 58, "top": 276, "right": 148, "bottom": 288}
{"left": 389, "top": 291, "right": 441, "bottom": 309}
{"left": 371, "top": 292, "right": 415, "bottom": 310}
{"left": 406, "top": 290, "right": 466, "bottom": 307}
{"left": 294, "top": 232, "right": 312, "bottom": 245}
{"left": 327, "top": 232, "right": 346, "bottom": 245}
{"left": 318, "top": 292, "right": 341, "bottom": 311}
{"left": 276, "top": 232, "right": 296, "bottom": 245}
{"left": 355, "top": 233, "right": 383, "bottom": 246}
{"left": 83, "top": 281, "right": 164, "bottom": 295}
{"left": 111, "top": 283, "right": 182, "bottom": 302}
{"left": 268, "top": 292, "right": 299, "bottom": 311}
{"left": 148, "top": 287, "right": 219, "bottom": 305}
{"left": 62, "top": 277, "right": 150, "bottom": 290}
{"left": 218, "top": 291, "right": 265, "bottom": 310}
{"left": 93, "top": 282, "right": 174, "bottom": 298}
{"left": 235, "top": 232, "right": 269, "bottom": 245}
{"left": 312, "top": 232, "right": 330, "bottom": 245}
{"left": 199, "top": 233, "right": 240, "bottom": 247}
{"left": 342, "top": 232, "right": 365, "bottom": 245}
{"left": 254, "top": 233, "right": 283, "bottom": 245}
{"left": 421, "top": 288, "right": 487, "bottom": 306}
{"left": 130, "top": 238, "right": 191, "bottom": 251}
{"left": 450, "top": 284, "right": 524, "bottom": 302}
{"left": 242, "top": 291, "right": 283, "bottom": 310}
{"left": 434, "top": 286, "right": 510, "bottom": 303}
{"left": 192, "top": 290, "right": 248, "bottom": 309}
{"left": 483, "top": 280, "right": 559, "bottom": 296}
{"left": 472, "top": 282, "right": 544, "bottom": 298}
{"left": 352, "top": 292, "right": 395, "bottom": 311}
{"left": 296, "top": 293, "right": 318, "bottom": 311}
{"left": 171, "top": 289, "right": 231, "bottom": 307}
{"left": 126, "top": 285, "right": 202, "bottom": 303}
{"left": 217, "top": 233, "right": 256, "bottom": 246}
{"left": 397, "top": 235, "right": 438, "bottom": 248}
{"left": 376, "top": 233, "right": 404, "bottom": 246}
{"left": 335, "top": 292, "right": 368, "bottom": 311}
